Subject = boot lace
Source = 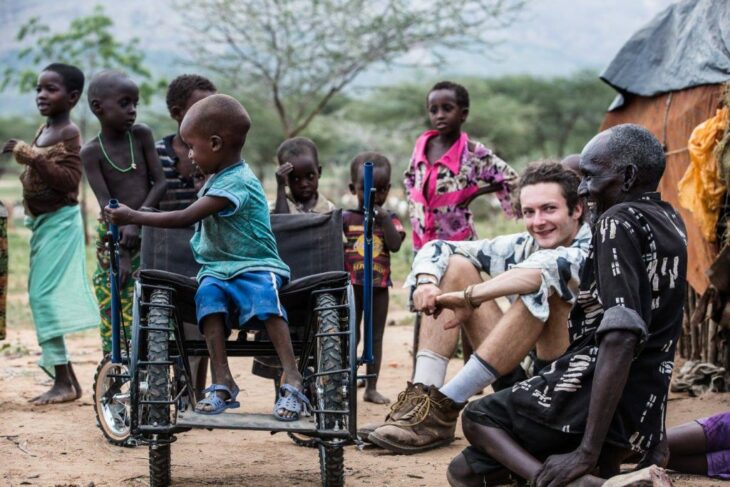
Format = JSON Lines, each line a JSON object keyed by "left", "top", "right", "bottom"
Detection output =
{"left": 396, "top": 393, "right": 433, "bottom": 426}
{"left": 385, "top": 388, "right": 412, "bottom": 420}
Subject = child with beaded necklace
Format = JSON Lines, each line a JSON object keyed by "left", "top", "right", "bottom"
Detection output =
{"left": 81, "top": 70, "right": 167, "bottom": 355}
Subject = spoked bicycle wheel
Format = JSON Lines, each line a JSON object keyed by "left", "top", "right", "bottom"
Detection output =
{"left": 93, "top": 353, "right": 136, "bottom": 446}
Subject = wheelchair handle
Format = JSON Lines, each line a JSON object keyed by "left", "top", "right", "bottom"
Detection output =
{"left": 360, "top": 162, "right": 375, "bottom": 365}
{"left": 108, "top": 198, "right": 122, "bottom": 364}
{"left": 109, "top": 198, "right": 120, "bottom": 241}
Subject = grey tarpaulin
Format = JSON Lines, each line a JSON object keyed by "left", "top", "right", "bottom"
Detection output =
{"left": 601, "top": 0, "right": 730, "bottom": 110}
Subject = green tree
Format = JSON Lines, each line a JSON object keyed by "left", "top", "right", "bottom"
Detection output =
{"left": 307, "top": 71, "right": 614, "bottom": 174}
{"left": 2, "top": 6, "right": 159, "bottom": 106}
{"left": 479, "top": 70, "right": 614, "bottom": 157}
{"left": 178, "top": 0, "right": 525, "bottom": 139}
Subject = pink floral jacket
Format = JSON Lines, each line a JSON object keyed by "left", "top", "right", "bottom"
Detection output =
{"left": 404, "top": 130, "right": 518, "bottom": 251}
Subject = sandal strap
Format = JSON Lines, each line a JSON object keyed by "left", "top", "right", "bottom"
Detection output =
{"left": 202, "top": 383, "right": 239, "bottom": 401}
{"left": 275, "top": 384, "right": 312, "bottom": 417}
{"left": 197, "top": 394, "right": 227, "bottom": 410}
{"left": 279, "top": 384, "right": 311, "bottom": 406}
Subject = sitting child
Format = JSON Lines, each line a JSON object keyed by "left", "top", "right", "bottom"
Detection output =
{"left": 156, "top": 74, "right": 217, "bottom": 211}
{"left": 2, "top": 63, "right": 98, "bottom": 404}
{"left": 272, "top": 136, "right": 336, "bottom": 214}
{"left": 105, "top": 94, "right": 309, "bottom": 419}
{"left": 155, "top": 74, "right": 217, "bottom": 399}
{"left": 344, "top": 152, "right": 405, "bottom": 404}
{"left": 81, "top": 70, "right": 167, "bottom": 354}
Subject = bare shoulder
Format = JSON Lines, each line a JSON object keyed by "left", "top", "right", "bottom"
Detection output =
{"left": 131, "top": 123, "right": 154, "bottom": 140}
{"left": 80, "top": 138, "right": 101, "bottom": 161}
{"left": 60, "top": 122, "right": 81, "bottom": 141}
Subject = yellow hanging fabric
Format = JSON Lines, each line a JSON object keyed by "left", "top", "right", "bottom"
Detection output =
{"left": 678, "top": 107, "right": 729, "bottom": 242}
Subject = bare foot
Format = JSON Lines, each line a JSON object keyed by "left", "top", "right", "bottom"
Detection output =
{"left": 68, "top": 362, "right": 82, "bottom": 400}
{"left": 363, "top": 389, "right": 390, "bottom": 404}
{"left": 30, "top": 382, "right": 78, "bottom": 405}
{"left": 635, "top": 436, "right": 669, "bottom": 470}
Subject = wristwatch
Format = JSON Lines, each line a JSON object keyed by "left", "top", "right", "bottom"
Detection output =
{"left": 415, "top": 275, "right": 438, "bottom": 287}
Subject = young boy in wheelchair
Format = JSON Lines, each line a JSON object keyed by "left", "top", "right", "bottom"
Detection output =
{"left": 104, "top": 94, "right": 309, "bottom": 420}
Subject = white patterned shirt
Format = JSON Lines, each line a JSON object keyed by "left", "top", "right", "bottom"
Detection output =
{"left": 406, "top": 222, "right": 592, "bottom": 322}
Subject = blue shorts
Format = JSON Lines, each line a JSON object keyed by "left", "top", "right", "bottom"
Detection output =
{"left": 195, "top": 271, "right": 288, "bottom": 335}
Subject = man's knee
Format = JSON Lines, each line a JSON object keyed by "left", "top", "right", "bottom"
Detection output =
{"left": 447, "top": 453, "right": 477, "bottom": 487}
{"left": 441, "top": 255, "right": 481, "bottom": 291}
{"left": 462, "top": 414, "right": 480, "bottom": 444}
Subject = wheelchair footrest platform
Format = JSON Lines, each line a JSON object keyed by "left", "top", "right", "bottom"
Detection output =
{"left": 176, "top": 410, "right": 317, "bottom": 433}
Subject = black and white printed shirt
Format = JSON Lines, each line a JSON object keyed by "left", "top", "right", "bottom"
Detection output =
{"left": 510, "top": 193, "right": 687, "bottom": 452}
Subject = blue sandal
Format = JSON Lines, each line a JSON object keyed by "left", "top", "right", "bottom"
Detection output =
{"left": 195, "top": 384, "right": 240, "bottom": 415}
{"left": 274, "top": 384, "right": 311, "bottom": 422}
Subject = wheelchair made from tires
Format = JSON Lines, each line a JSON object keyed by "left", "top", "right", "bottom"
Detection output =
{"left": 93, "top": 163, "right": 381, "bottom": 487}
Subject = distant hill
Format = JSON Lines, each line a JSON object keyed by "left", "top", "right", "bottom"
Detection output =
{"left": 0, "top": 0, "right": 676, "bottom": 116}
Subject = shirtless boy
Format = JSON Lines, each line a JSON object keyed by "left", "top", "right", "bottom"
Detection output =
{"left": 81, "top": 70, "right": 167, "bottom": 353}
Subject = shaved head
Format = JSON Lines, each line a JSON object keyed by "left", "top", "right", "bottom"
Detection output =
{"left": 581, "top": 124, "right": 665, "bottom": 192}
{"left": 181, "top": 94, "right": 251, "bottom": 152}
{"left": 87, "top": 70, "right": 137, "bottom": 104}
{"left": 560, "top": 154, "right": 581, "bottom": 176}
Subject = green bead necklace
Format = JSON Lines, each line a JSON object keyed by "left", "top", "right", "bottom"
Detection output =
{"left": 97, "top": 131, "right": 137, "bottom": 172}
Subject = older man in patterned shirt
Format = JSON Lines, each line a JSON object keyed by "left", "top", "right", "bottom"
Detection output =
{"left": 362, "top": 161, "right": 592, "bottom": 454}
{"left": 446, "top": 124, "right": 687, "bottom": 487}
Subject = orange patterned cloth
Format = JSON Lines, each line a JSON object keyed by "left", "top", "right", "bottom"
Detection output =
{"left": 678, "top": 107, "right": 729, "bottom": 242}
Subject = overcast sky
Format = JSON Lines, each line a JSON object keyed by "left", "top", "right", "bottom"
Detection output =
{"left": 0, "top": 0, "right": 677, "bottom": 112}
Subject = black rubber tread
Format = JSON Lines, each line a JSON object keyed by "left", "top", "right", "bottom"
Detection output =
{"left": 316, "top": 293, "right": 347, "bottom": 429}
{"left": 93, "top": 354, "right": 134, "bottom": 446}
{"left": 149, "top": 444, "right": 171, "bottom": 486}
{"left": 146, "top": 289, "right": 172, "bottom": 487}
{"left": 319, "top": 443, "right": 344, "bottom": 487}
{"left": 287, "top": 432, "right": 319, "bottom": 448}
{"left": 315, "top": 293, "right": 347, "bottom": 486}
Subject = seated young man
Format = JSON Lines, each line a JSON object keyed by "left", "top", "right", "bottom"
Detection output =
{"left": 447, "top": 124, "right": 688, "bottom": 487}
{"left": 365, "top": 161, "right": 591, "bottom": 453}
{"left": 105, "top": 94, "right": 309, "bottom": 420}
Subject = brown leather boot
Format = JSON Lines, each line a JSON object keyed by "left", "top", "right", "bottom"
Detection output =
{"left": 357, "top": 382, "right": 428, "bottom": 442}
{"left": 368, "top": 387, "right": 465, "bottom": 454}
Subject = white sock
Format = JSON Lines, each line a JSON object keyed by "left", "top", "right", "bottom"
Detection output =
{"left": 440, "top": 355, "right": 498, "bottom": 403}
{"left": 412, "top": 350, "right": 450, "bottom": 388}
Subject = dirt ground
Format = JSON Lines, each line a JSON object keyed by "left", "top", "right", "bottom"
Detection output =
{"left": 1, "top": 320, "right": 728, "bottom": 487}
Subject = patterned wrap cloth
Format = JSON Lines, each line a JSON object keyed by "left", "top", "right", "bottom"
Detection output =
{"left": 12, "top": 134, "right": 97, "bottom": 366}
{"left": 93, "top": 220, "right": 139, "bottom": 354}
